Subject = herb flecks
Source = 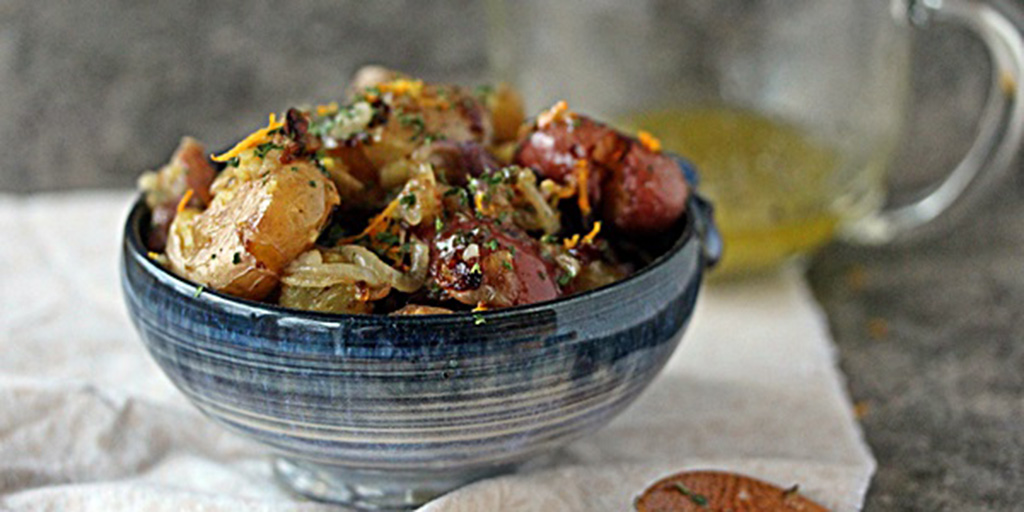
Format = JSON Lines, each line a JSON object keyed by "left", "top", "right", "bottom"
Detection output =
{"left": 253, "top": 142, "right": 283, "bottom": 159}
{"left": 397, "top": 111, "right": 426, "bottom": 140}
{"left": 671, "top": 483, "right": 708, "bottom": 507}
{"left": 193, "top": 285, "right": 205, "bottom": 298}
{"left": 473, "top": 313, "right": 487, "bottom": 325}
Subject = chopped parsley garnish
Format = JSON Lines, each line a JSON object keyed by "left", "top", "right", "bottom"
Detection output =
{"left": 502, "top": 260, "right": 513, "bottom": 270}
{"left": 435, "top": 217, "right": 444, "bottom": 232}
{"left": 253, "top": 142, "right": 283, "bottom": 159}
{"left": 671, "top": 483, "right": 708, "bottom": 507}
{"left": 473, "top": 313, "right": 487, "bottom": 325}
{"left": 309, "top": 180, "right": 316, "bottom": 188}
{"left": 541, "top": 234, "right": 559, "bottom": 244}
{"left": 399, "top": 194, "right": 417, "bottom": 207}
{"left": 557, "top": 273, "right": 573, "bottom": 286}
{"left": 423, "top": 133, "right": 446, "bottom": 144}
{"left": 470, "top": 262, "right": 482, "bottom": 274}
{"left": 398, "top": 112, "right": 426, "bottom": 139}
{"left": 225, "top": 157, "right": 240, "bottom": 168}
{"left": 193, "top": 285, "right": 205, "bottom": 298}
{"left": 484, "top": 239, "right": 499, "bottom": 251}
{"left": 232, "top": 252, "right": 241, "bottom": 264}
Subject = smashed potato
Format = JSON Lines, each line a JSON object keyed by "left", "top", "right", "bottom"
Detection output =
{"left": 165, "top": 150, "right": 339, "bottom": 300}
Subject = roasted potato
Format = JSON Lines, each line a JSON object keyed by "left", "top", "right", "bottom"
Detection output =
{"left": 165, "top": 149, "right": 340, "bottom": 300}
{"left": 429, "top": 216, "right": 560, "bottom": 308}
{"left": 515, "top": 109, "right": 689, "bottom": 233}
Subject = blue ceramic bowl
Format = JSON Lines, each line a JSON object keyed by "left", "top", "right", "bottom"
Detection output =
{"left": 120, "top": 176, "right": 720, "bottom": 510}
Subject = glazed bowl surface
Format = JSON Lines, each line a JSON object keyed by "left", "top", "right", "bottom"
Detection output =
{"left": 120, "top": 172, "right": 720, "bottom": 510}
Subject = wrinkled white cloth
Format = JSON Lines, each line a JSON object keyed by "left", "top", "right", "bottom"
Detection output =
{"left": 0, "top": 192, "right": 874, "bottom": 511}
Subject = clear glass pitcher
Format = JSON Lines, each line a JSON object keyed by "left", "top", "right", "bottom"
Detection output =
{"left": 487, "top": 0, "right": 1024, "bottom": 277}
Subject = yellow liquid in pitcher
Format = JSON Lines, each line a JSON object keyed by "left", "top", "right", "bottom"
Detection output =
{"left": 619, "top": 107, "right": 843, "bottom": 278}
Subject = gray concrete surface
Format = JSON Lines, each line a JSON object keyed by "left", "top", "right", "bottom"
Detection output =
{"left": 1, "top": 1, "right": 1022, "bottom": 510}
{"left": 809, "top": 177, "right": 1024, "bottom": 511}
{"left": 0, "top": 0, "right": 487, "bottom": 192}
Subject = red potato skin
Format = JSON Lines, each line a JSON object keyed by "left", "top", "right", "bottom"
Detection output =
{"left": 514, "top": 115, "right": 688, "bottom": 233}
{"left": 429, "top": 217, "right": 560, "bottom": 308}
{"left": 605, "top": 142, "right": 689, "bottom": 233}
{"left": 175, "top": 140, "right": 217, "bottom": 205}
{"left": 146, "top": 138, "right": 218, "bottom": 252}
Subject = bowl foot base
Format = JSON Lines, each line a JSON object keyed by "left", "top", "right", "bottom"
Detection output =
{"left": 273, "top": 457, "right": 520, "bottom": 510}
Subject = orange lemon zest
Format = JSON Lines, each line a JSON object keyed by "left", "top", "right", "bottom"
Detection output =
{"left": 176, "top": 188, "right": 195, "bottom": 214}
{"left": 211, "top": 113, "right": 285, "bottom": 162}
{"left": 538, "top": 100, "right": 571, "bottom": 128}
{"left": 315, "top": 102, "right": 339, "bottom": 116}
{"left": 563, "top": 233, "right": 581, "bottom": 250}
{"left": 473, "top": 192, "right": 499, "bottom": 217}
{"left": 637, "top": 130, "right": 662, "bottom": 152}
{"left": 472, "top": 302, "right": 489, "bottom": 312}
{"left": 474, "top": 192, "right": 486, "bottom": 214}
{"left": 575, "top": 159, "right": 592, "bottom": 216}
{"left": 582, "top": 221, "right": 602, "bottom": 245}
{"left": 378, "top": 78, "right": 424, "bottom": 98}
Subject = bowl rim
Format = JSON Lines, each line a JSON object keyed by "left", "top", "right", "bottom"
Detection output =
{"left": 123, "top": 193, "right": 704, "bottom": 327}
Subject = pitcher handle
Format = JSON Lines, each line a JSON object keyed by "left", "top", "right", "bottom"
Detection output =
{"left": 845, "top": 0, "right": 1024, "bottom": 244}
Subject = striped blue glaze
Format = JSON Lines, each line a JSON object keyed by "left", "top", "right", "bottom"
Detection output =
{"left": 121, "top": 188, "right": 719, "bottom": 510}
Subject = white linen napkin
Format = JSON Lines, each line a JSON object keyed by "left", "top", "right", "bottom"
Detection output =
{"left": 0, "top": 192, "right": 874, "bottom": 511}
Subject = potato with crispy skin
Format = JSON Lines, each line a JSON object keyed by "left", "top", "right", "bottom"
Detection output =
{"left": 430, "top": 217, "right": 560, "bottom": 308}
{"left": 515, "top": 108, "right": 689, "bottom": 233}
{"left": 165, "top": 149, "right": 340, "bottom": 300}
{"left": 363, "top": 82, "right": 492, "bottom": 171}
{"left": 318, "top": 67, "right": 495, "bottom": 197}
